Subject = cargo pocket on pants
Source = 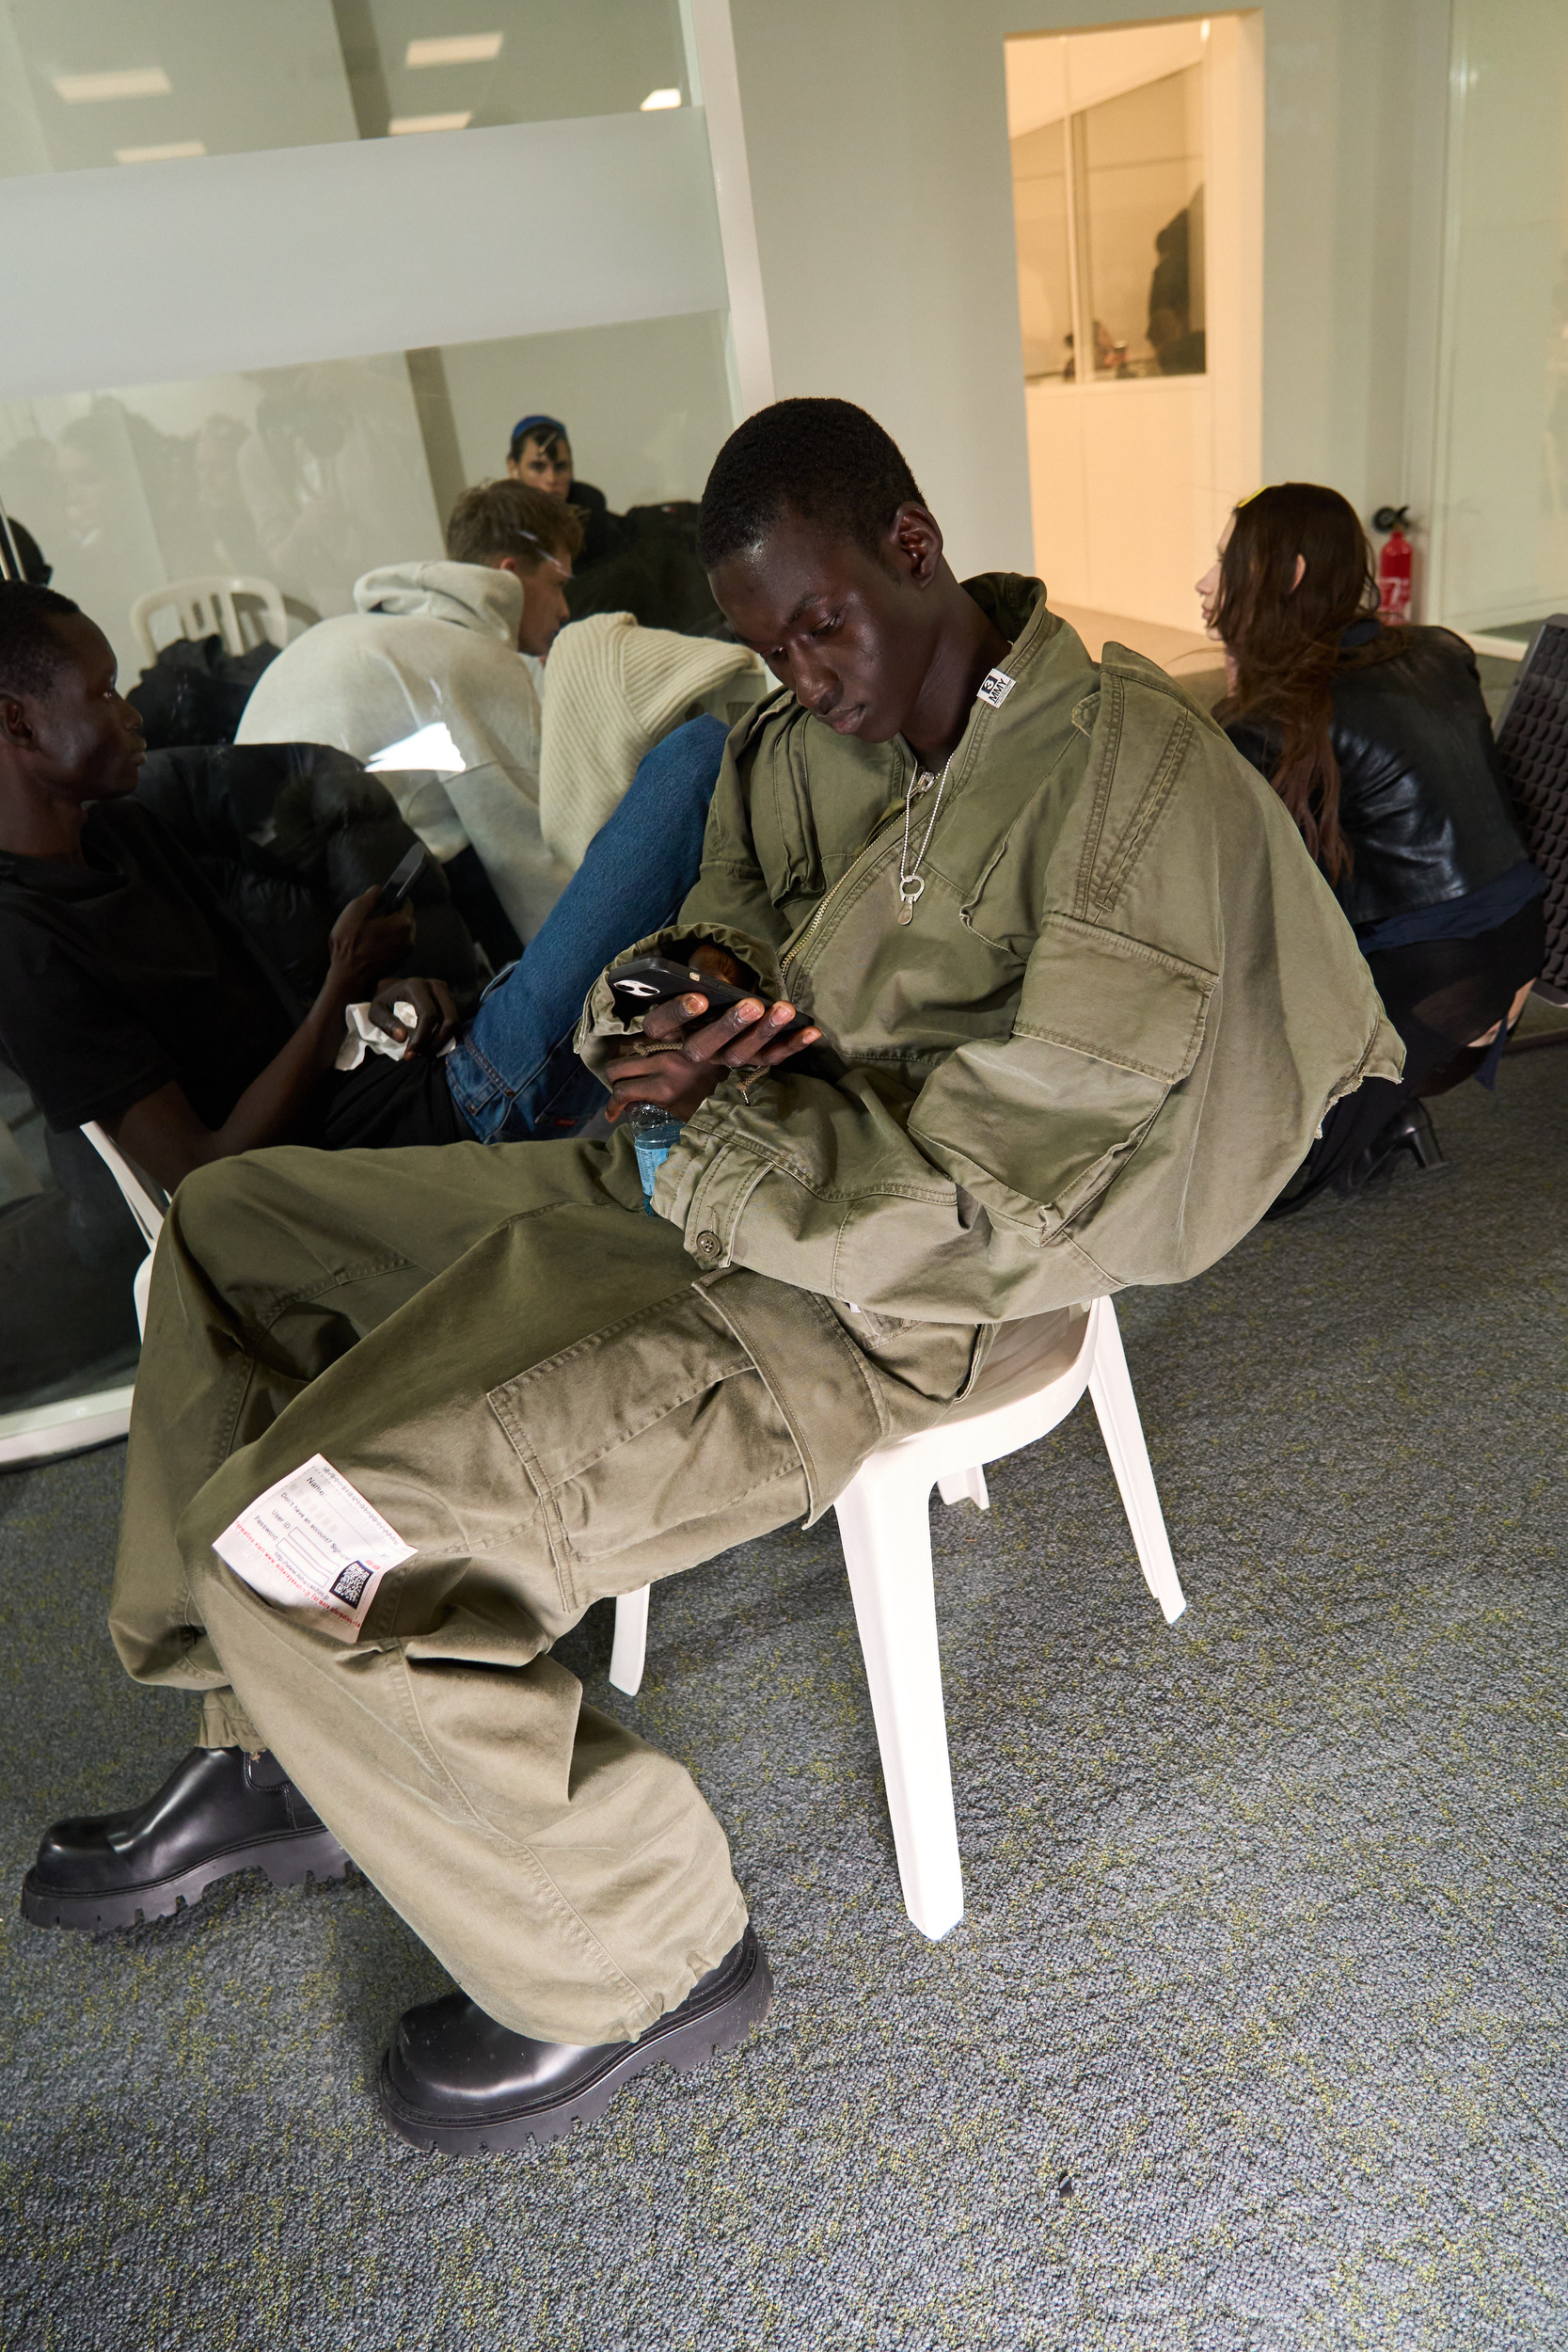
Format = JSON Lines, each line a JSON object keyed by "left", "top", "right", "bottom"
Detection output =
{"left": 486, "top": 1287, "right": 810, "bottom": 1615}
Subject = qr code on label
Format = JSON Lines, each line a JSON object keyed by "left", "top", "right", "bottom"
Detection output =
{"left": 330, "top": 1561, "right": 372, "bottom": 1607}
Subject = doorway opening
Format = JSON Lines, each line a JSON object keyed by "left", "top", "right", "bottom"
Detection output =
{"left": 1006, "top": 14, "right": 1262, "bottom": 672}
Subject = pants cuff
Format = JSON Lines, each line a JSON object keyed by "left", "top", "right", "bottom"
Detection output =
{"left": 198, "top": 1687, "right": 266, "bottom": 1751}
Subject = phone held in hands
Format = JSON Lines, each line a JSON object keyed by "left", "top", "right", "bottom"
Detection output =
{"left": 380, "top": 843, "right": 427, "bottom": 912}
{"left": 608, "top": 954, "right": 815, "bottom": 1043}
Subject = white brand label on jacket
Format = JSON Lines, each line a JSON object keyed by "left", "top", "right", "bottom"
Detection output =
{"left": 213, "top": 1454, "right": 414, "bottom": 1642}
{"left": 975, "top": 668, "right": 1016, "bottom": 708}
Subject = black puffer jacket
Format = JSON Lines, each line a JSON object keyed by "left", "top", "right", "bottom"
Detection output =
{"left": 1225, "top": 627, "right": 1527, "bottom": 927}
{"left": 132, "top": 740, "right": 482, "bottom": 1008}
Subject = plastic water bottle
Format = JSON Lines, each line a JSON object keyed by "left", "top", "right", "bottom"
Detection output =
{"left": 626, "top": 1100, "right": 682, "bottom": 1214}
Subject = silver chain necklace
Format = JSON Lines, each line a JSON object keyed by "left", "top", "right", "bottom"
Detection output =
{"left": 896, "top": 757, "right": 952, "bottom": 925}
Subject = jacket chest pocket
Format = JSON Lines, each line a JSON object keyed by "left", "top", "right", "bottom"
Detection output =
{"left": 486, "top": 1289, "right": 809, "bottom": 1615}
{"left": 787, "top": 846, "right": 1027, "bottom": 1062}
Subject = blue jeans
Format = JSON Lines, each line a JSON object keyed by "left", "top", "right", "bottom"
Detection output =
{"left": 443, "top": 716, "right": 728, "bottom": 1142}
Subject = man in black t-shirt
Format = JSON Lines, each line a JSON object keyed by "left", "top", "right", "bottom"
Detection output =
{"left": 0, "top": 582, "right": 733, "bottom": 1191}
{"left": 0, "top": 585, "right": 491, "bottom": 1192}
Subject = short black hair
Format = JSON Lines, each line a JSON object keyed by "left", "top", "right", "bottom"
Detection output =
{"left": 696, "top": 397, "right": 924, "bottom": 569}
{"left": 0, "top": 581, "right": 82, "bottom": 700}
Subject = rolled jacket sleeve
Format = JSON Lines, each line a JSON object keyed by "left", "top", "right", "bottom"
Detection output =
{"left": 574, "top": 923, "right": 786, "bottom": 1083}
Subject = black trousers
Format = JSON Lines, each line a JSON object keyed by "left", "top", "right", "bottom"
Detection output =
{"left": 1268, "top": 894, "right": 1546, "bottom": 1216}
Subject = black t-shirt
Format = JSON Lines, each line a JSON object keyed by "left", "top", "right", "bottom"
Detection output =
{"left": 0, "top": 799, "right": 300, "bottom": 1133}
{"left": 0, "top": 799, "right": 467, "bottom": 1148}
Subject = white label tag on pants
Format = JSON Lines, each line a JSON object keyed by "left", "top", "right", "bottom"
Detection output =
{"left": 213, "top": 1454, "right": 414, "bottom": 1642}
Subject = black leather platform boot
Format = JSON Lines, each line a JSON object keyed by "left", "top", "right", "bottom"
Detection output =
{"left": 21, "top": 1746, "right": 348, "bottom": 1931}
{"left": 379, "top": 1927, "right": 773, "bottom": 2155}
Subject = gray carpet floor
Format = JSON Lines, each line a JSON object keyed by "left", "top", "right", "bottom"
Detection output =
{"left": 3, "top": 1053, "right": 1566, "bottom": 2350}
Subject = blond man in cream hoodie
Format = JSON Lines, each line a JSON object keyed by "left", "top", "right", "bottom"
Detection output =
{"left": 238, "top": 482, "right": 579, "bottom": 948}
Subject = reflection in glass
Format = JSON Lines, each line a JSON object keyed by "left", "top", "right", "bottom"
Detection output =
{"left": 0, "top": 1063, "right": 143, "bottom": 1416}
{"left": 0, "top": 356, "right": 442, "bottom": 673}
{"left": 1009, "top": 62, "right": 1206, "bottom": 385}
{"left": 1083, "top": 67, "right": 1205, "bottom": 378}
{"left": 1012, "top": 119, "right": 1072, "bottom": 381}
{"left": 0, "top": 312, "right": 735, "bottom": 680}
{"left": 0, "top": 0, "right": 690, "bottom": 181}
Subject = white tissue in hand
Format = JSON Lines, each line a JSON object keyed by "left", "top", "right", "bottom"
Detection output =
{"left": 336, "top": 1000, "right": 421, "bottom": 1072}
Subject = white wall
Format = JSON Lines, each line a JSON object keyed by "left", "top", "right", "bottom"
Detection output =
{"left": 728, "top": 0, "right": 1036, "bottom": 581}
{"left": 730, "top": 0, "right": 1456, "bottom": 603}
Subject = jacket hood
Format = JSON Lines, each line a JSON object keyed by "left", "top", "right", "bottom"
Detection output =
{"left": 352, "top": 561, "right": 522, "bottom": 644}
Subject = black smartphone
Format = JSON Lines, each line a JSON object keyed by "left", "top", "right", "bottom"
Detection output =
{"left": 380, "top": 843, "right": 427, "bottom": 912}
{"left": 609, "top": 954, "right": 815, "bottom": 1043}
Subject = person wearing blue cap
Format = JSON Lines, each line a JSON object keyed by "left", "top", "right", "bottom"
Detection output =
{"left": 506, "top": 413, "right": 621, "bottom": 567}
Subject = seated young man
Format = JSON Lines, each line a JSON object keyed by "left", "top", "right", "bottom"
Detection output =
{"left": 237, "top": 478, "right": 580, "bottom": 964}
{"left": 24, "top": 401, "right": 1401, "bottom": 2154}
{"left": 0, "top": 583, "right": 731, "bottom": 1192}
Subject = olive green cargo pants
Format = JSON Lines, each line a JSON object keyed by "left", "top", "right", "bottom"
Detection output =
{"left": 109, "top": 1136, "right": 979, "bottom": 2043}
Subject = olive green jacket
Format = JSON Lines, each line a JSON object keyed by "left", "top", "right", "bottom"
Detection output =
{"left": 581, "top": 578, "right": 1402, "bottom": 1323}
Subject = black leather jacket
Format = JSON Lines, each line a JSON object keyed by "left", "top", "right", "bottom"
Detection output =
{"left": 133, "top": 740, "right": 482, "bottom": 1008}
{"left": 1225, "top": 626, "right": 1527, "bottom": 928}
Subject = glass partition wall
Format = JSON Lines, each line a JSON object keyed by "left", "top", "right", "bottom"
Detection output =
{"left": 0, "top": 0, "right": 744, "bottom": 666}
{"left": 0, "top": 0, "right": 691, "bottom": 176}
{"left": 0, "top": 310, "right": 736, "bottom": 678}
{"left": 1428, "top": 0, "right": 1568, "bottom": 638}
{"left": 0, "top": 0, "right": 759, "bottom": 1441}
{"left": 1013, "top": 62, "right": 1206, "bottom": 387}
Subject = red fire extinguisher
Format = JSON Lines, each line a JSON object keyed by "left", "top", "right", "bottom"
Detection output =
{"left": 1373, "top": 505, "right": 1414, "bottom": 624}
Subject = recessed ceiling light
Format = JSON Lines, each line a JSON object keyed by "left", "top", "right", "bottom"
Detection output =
{"left": 388, "top": 111, "right": 472, "bottom": 135}
{"left": 54, "top": 66, "right": 170, "bottom": 103}
{"left": 115, "top": 139, "right": 205, "bottom": 163}
{"left": 406, "top": 33, "right": 503, "bottom": 67}
{"left": 640, "top": 87, "right": 682, "bottom": 111}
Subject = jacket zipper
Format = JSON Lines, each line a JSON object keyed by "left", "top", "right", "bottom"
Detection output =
{"left": 779, "top": 769, "right": 920, "bottom": 992}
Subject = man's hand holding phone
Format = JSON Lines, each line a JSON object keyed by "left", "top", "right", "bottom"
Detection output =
{"left": 603, "top": 945, "right": 821, "bottom": 1124}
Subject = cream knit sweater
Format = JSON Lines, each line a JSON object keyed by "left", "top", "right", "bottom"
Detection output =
{"left": 537, "top": 612, "right": 766, "bottom": 870}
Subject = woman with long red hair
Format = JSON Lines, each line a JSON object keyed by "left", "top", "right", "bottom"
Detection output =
{"left": 1199, "top": 483, "right": 1543, "bottom": 1212}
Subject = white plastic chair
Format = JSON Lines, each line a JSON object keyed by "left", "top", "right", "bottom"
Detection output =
{"left": 0, "top": 1125, "right": 162, "bottom": 1466}
{"left": 609, "top": 1295, "right": 1184, "bottom": 1941}
{"left": 129, "top": 575, "right": 288, "bottom": 666}
{"left": 0, "top": 1384, "right": 136, "bottom": 1469}
{"left": 81, "top": 1123, "right": 166, "bottom": 1338}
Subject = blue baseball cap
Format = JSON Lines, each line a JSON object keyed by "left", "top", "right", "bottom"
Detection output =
{"left": 510, "top": 413, "right": 568, "bottom": 453}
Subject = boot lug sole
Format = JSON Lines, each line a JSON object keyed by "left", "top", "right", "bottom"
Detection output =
{"left": 19, "top": 1825, "right": 350, "bottom": 1933}
{"left": 378, "top": 1940, "right": 773, "bottom": 2156}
